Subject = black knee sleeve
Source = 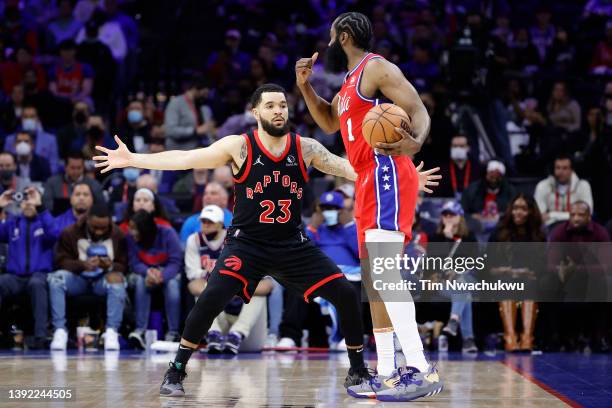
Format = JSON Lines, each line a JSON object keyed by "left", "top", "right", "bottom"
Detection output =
{"left": 313, "top": 277, "right": 364, "bottom": 347}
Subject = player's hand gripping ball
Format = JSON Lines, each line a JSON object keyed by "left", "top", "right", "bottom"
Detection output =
{"left": 362, "top": 103, "right": 412, "bottom": 148}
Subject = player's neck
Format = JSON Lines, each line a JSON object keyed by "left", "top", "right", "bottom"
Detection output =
{"left": 257, "top": 127, "right": 288, "bottom": 150}
{"left": 346, "top": 49, "right": 369, "bottom": 73}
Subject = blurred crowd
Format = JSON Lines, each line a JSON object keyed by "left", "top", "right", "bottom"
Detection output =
{"left": 0, "top": 0, "right": 610, "bottom": 354}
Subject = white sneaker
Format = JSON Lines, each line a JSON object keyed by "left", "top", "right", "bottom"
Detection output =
{"left": 103, "top": 329, "right": 120, "bottom": 351}
{"left": 264, "top": 333, "right": 278, "bottom": 348}
{"left": 50, "top": 328, "right": 68, "bottom": 350}
{"left": 276, "top": 337, "right": 296, "bottom": 348}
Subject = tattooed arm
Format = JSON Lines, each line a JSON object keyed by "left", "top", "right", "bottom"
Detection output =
{"left": 300, "top": 137, "right": 357, "bottom": 181}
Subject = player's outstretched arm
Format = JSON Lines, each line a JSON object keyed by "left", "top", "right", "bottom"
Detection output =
{"left": 295, "top": 52, "right": 341, "bottom": 134}
{"left": 94, "top": 135, "right": 242, "bottom": 173}
{"left": 365, "top": 59, "right": 431, "bottom": 156}
{"left": 300, "top": 137, "right": 356, "bottom": 181}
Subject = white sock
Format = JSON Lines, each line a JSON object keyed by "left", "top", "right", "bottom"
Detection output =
{"left": 365, "top": 229, "right": 429, "bottom": 373}
{"left": 373, "top": 329, "right": 395, "bottom": 376}
{"left": 385, "top": 301, "right": 429, "bottom": 372}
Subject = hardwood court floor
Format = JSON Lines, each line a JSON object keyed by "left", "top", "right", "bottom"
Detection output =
{"left": 0, "top": 351, "right": 607, "bottom": 407}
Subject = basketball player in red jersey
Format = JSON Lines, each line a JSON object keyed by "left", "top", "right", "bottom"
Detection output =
{"left": 296, "top": 12, "right": 444, "bottom": 401}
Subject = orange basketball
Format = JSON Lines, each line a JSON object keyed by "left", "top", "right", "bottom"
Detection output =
{"left": 361, "top": 103, "right": 411, "bottom": 148}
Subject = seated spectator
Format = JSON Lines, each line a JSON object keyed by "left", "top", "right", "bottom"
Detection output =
{"left": 117, "top": 188, "right": 171, "bottom": 233}
{"left": 48, "top": 204, "right": 128, "bottom": 351}
{"left": 164, "top": 74, "right": 215, "bottom": 150}
{"left": 0, "top": 186, "right": 58, "bottom": 349}
{"left": 0, "top": 152, "right": 27, "bottom": 217}
{"left": 400, "top": 41, "right": 439, "bottom": 89}
{"left": 590, "top": 20, "right": 612, "bottom": 75}
{"left": 127, "top": 210, "right": 183, "bottom": 346}
{"left": 434, "top": 134, "right": 481, "bottom": 199}
{"left": 75, "top": 8, "right": 127, "bottom": 62}
{"left": 302, "top": 191, "right": 360, "bottom": 348}
{"left": 0, "top": 84, "right": 25, "bottom": 134}
{"left": 81, "top": 114, "right": 114, "bottom": 162}
{"left": 534, "top": 153, "right": 593, "bottom": 227}
{"left": 13, "top": 131, "right": 51, "bottom": 183}
{"left": 462, "top": 160, "right": 516, "bottom": 235}
{"left": 119, "top": 100, "right": 151, "bottom": 153}
{"left": 185, "top": 203, "right": 271, "bottom": 353}
{"left": 206, "top": 29, "right": 251, "bottom": 85}
{"left": 136, "top": 174, "right": 180, "bottom": 221}
{"left": 55, "top": 181, "right": 94, "bottom": 233}
{"left": 489, "top": 193, "right": 545, "bottom": 352}
{"left": 48, "top": 39, "right": 94, "bottom": 106}
{"left": 56, "top": 101, "right": 90, "bottom": 160}
{"left": 546, "top": 81, "right": 581, "bottom": 133}
{"left": 172, "top": 168, "right": 209, "bottom": 212}
{"left": 549, "top": 201, "right": 610, "bottom": 243}
{"left": 43, "top": 151, "right": 104, "bottom": 215}
{"left": 0, "top": 45, "right": 47, "bottom": 95}
{"left": 146, "top": 138, "right": 176, "bottom": 194}
{"left": 3, "top": 106, "right": 60, "bottom": 174}
{"left": 428, "top": 201, "right": 478, "bottom": 353}
{"left": 108, "top": 166, "right": 141, "bottom": 211}
{"left": 47, "top": 0, "right": 83, "bottom": 48}
{"left": 179, "top": 182, "right": 233, "bottom": 243}
{"left": 212, "top": 165, "right": 235, "bottom": 209}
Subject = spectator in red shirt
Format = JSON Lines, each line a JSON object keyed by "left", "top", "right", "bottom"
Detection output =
{"left": 0, "top": 45, "right": 47, "bottom": 95}
{"left": 49, "top": 39, "right": 94, "bottom": 105}
{"left": 591, "top": 20, "right": 612, "bottom": 75}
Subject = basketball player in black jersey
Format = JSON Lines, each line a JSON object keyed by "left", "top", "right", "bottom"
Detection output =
{"left": 93, "top": 83, "right": 439, "bottom": 398}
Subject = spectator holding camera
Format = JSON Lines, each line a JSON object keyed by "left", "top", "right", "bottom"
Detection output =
{"left": 127, "top": 210, "right": 183, "bottom": 347}
{"left": 54, "top": 181, "right": 94, "bottom": 233}
{"left": 43, "top": 151, "right": 104, "bottom": 215}
{"left": 13, "top": 131, "right": 51, "bottom": 183}
{"left": 534, "top": 153, "right": 593, "bottom": 228}
{"left": 0, "top": 186, "right": 59, "bottom": 349}
{"left": 48, "top": 204, "right": 128, "bottom": 351}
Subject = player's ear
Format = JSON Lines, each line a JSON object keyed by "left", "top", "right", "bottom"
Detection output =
{"left": 339, "top": 31, "right": 349, "bottom": 46}
{"left": 251, "top": 107, "right": 259, "bottom": 120}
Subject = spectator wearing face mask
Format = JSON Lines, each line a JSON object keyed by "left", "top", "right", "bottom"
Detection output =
{"left": 108, "top": 166, "right": 141, "bottom": 214}
{"left": 118, "top": 100, "right": 151, "bottom": 153}
{"left": 13, "top": 131, "right": 51, "bottom": 183}
{"left": 434, "top": 134, "right": 481, "bottom": 199}
{"left": 55, "top": 181, "right": 95, "bottom": 232}
{"left": 534, "top": 153, "right": 593, "bottom": 228}
{"left": 3, "top": 106, "right": 60, "bottom": 174}
{"left": 56, "top": 101, "right": 90, "bottom": 160}
{"left": 462, "top": 160, "right": 517, "bottom": 236}
{"left": 43, "top": 151, "right": 104, "bottom": 215}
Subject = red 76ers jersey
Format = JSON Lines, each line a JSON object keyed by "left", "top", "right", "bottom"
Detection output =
{"left": 336, "top": 52, "right": 419, "bottom": 256}
{"left": 337, "top": 53, "right": 383, "bottom": 172}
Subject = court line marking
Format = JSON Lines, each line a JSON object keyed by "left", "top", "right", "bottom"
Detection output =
{"left": 500, "top": 360, "right": 583, "bottom": 408}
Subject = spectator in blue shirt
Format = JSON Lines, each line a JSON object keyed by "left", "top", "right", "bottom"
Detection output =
{"left": 55, "top": 181, "right": 94, "bottom": 233}
{"left": 180, "top": 182, "right": 233, "bottom": 244}
{"left": 126, "top": 210, "right": 183, "bottom": 347}
{"left": 0, "top": 186, "right": 59, "bottom": 348}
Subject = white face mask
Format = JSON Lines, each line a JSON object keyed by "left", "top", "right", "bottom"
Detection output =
{"left": 450, "top": 147, "right": 468, "bottom": 161}
{"left": 16, "top": 141, "right": 32, "bottom": 157}
{"left": 322, "top": 210, "right": 339, "bottom": 226}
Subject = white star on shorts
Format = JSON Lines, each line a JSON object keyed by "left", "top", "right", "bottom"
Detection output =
{"left": 382, "top": 174, "right": 390, "bottom": 181}
{"left": 383, "top": 183, "right": 391, "bottom": 191}
{"left": 382, "top": 165, "right": 389, "bottom": 172}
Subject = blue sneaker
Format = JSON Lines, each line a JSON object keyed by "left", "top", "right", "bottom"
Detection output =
{"left": 376, "top": 365, "right": 444, "bottom": 402}
{"left": 206, "top": 330, "right": 224, "bottom": 354}
{"left": 347, "top": 368, "right": 406, "bottom": 399}
{"left": 223, "top": 332, "right": 242, "bottom": 355}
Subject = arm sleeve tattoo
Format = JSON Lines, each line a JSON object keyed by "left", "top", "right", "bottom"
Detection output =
{"left": 301, "top": 138, "right": 357, "bottom": 181}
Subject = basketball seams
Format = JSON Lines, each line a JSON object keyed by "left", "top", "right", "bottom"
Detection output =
{"left": 361, "top": 103, "right": 411, "bottom": 147}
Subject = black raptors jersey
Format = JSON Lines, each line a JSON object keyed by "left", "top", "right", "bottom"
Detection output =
{"left": 231, "top": 130, "right": 309, "bottom": 240}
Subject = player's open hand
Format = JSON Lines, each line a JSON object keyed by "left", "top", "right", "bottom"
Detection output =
{"left": 295, "top": 52, "right": 318, "bottom": 87}
{"left": 93, "top": 135, "right": 133, "bottom": 173}
{"left": 415, "top": 161, "right": 441, "bottom": 194}
{"left": 376, "top": 127, "right": 421, "bottom": 156}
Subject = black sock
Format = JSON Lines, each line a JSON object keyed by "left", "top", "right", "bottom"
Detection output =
{"left": 173, "top": 344, "right": 195, "bottom": 371}
{"left": 347, "top": 346, "right": 365, "bottom": 370}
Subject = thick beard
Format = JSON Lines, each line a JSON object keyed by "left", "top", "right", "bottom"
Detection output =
{"left": 324, "top": 39, "right": 348, "bottom": 73}
{"left": 260, "top": 117, "right": 289, "bottom": 137}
